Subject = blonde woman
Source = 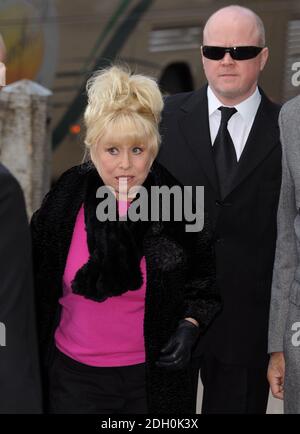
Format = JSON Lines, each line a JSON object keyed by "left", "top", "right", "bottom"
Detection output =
{"left": 31, "top": 66, "right": 220, "bottom": 414}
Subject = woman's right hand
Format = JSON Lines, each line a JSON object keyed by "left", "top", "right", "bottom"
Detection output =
{"left": 267, "top": 351, "right": 285, "bottom": 400}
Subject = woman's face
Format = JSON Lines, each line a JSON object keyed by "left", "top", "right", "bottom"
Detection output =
{"left": 91, "top": 135, "right": 154, "bottom": 198}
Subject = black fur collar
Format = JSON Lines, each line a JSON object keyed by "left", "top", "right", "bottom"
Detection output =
{"left": 71, "top": 168, "right": 155, "bottom": 302}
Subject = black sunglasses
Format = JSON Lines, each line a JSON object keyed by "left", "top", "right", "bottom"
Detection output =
{"left": 202, "top": 45, "right": 264, "bottom": 61}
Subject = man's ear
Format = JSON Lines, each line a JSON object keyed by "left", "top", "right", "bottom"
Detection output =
{"left": 260, "top": 47, "right": 269, "bottom": 71}
{"left": 200, "top": 46, "right": 205, "bottom": 67}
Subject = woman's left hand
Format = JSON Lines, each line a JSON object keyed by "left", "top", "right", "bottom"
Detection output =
{"left": 156, "top": 319, "right": 200, "bottom": 370}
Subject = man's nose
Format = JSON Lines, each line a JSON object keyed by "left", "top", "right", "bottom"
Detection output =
{"left": 221, "top": 52, "right": 235, "bottom": 65}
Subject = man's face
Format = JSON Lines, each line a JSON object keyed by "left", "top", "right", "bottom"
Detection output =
{"left": 202, "top": 13, "right": 268, "bottom": 104}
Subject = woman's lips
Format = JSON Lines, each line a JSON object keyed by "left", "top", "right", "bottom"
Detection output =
{"left": 115, "top": 176, "right": 135, "bottom": 187}
{"left": 116, "top": 176, "right": 134, "bottom": 181}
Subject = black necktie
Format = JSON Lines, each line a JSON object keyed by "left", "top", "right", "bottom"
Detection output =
{"left": 213, "top": 106, "right": 237, "bottom": 199}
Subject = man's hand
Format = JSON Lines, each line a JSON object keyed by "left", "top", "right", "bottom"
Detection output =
{"left": 156, "top": 319, "right": 200, "bottom": 370}
{"left": 267, "top": 351, "right": 285, "bottom": 400}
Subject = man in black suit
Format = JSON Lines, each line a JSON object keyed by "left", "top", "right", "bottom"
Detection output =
{"left": 0, "top": 34, "right": 42, "bottom": 413}
{"left": 158, "top": 5, "right": 281, "bottom": 413}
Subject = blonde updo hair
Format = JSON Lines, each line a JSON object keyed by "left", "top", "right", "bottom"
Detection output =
{"left": 84, "top": 65, "right": 164, "bottom": 160}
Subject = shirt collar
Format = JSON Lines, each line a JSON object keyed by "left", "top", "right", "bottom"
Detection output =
{"left": 207, "top": 86, "right": 261, "bottom": 123}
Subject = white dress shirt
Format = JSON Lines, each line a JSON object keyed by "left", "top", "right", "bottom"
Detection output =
{"left": 207, "top": 86, "right": 261, "bottom": 161}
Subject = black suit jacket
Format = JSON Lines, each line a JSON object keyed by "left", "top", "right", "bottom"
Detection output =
{"left": 158, "top": 86, "right": 282, "bottom": 367}
{"left": 0, "top": 164, "right": 42, "bottom": 413}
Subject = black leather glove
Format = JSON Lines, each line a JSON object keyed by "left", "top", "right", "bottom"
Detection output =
{"left": 156, "top": 319, "right": 200, "bottom": 370}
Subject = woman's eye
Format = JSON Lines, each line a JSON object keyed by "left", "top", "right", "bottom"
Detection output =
{"left": 132, "top": 147, "right": 143, "bottom": 154}
{"left": 107, "top": 147, "right": 118, "bottom": 155}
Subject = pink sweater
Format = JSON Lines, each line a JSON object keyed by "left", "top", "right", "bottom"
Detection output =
{"left": 54, "top": 203, "right": 146, "bottom": 367}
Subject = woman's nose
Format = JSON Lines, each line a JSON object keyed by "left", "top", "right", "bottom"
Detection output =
{"left": 119, "top": 152, "right": 131, "bottom": 169}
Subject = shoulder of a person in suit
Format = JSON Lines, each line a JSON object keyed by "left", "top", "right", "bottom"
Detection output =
{"left": 151, "top": 159, "right": 183, "bottom": 189}
{"left": 0, "top": 162, "right": 24, "bottom": 202}
{"left": 279, "top": 94, "right": 300, "bottom": 122}
{"left": 163, "top": 89, "right": 200, "bottom": 110}
{"left": 0, "top": 162, "right": 19, "bottom": 184}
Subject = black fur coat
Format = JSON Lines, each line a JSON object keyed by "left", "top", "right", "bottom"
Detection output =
{"left": 31, "top": 161, "right": 220, "bottom": 414}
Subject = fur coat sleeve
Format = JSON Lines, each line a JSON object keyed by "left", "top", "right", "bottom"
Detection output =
{"left": 182, "top": 213, "right": 220, "bottom": 331}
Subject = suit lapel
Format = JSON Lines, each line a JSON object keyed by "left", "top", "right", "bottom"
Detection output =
{"left": 178, "top": 86, "right": 220, "bottom": 195}
{"left": 176, "top": 87, "right": 279, "bottom": 199}
{"left": 228, "top": 92, "right": 280, "bottom": 196}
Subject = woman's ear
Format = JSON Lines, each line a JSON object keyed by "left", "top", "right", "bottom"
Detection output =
{"left": 89, "top": 144, "right": 97, "bottom": 168}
